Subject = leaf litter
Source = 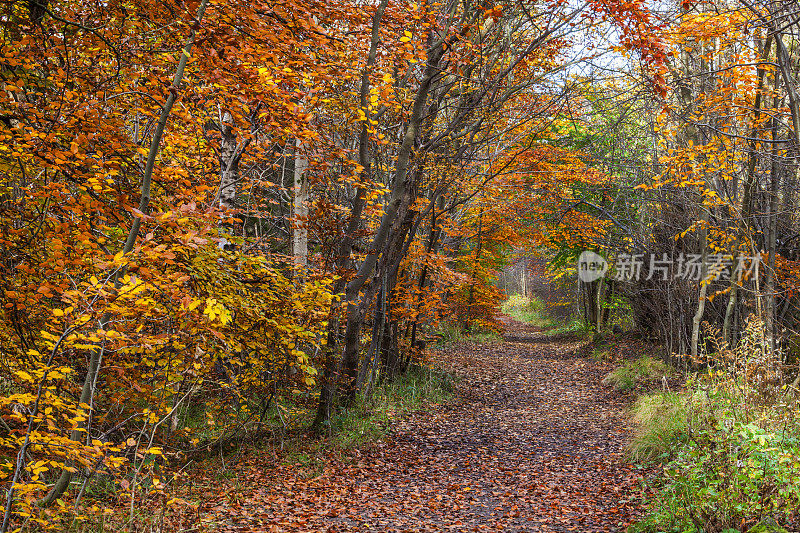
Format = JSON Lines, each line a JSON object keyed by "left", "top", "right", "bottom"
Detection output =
{"left": 202, "top": 316, "right": 649, "bottom": 532}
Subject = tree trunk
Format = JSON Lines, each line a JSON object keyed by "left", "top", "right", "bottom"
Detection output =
{"left": 724, "top": 36, "right": 772, "bottom": 346}
{"left": 691, "top": 213, "right": 709, "bottom": 359}
{"left": 34, "top": 0, "right": 209, "bottom": 509}
{"left": 337, "top": 40, "right": 448, "bottom": 403}
{"left": 217, "top": 109, "right": 249, "bottom": 250}
{"left": 582, "top": 281, "right": 598, "bottom": 328}
{"left": 595, "top": 276, "right": 605, "bottom": 333}
{"left": 765, "top": 73, "right": 781, "bottom": 354}
{"left": 292, "top": 137, "right": 309, "bottom": 266}
{"left": 464, "top": 208, "right": 484, "bottom": 330}
{"left": 410, "top": 194, "right": 445, "bottom": 349}
{"left": 311, "top": 0, "right": 388, "bottom": 431}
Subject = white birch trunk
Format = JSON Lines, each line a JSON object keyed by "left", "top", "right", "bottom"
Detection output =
{"left": 292, "top": 138, "right": 309, "bottom": 266}
{"left": 217, "top": 110, "right": 240, "bottom": 249}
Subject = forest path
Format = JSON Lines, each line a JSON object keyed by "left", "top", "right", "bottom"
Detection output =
{"left": 206, "top": 316, "right": 648, "bottom": 532}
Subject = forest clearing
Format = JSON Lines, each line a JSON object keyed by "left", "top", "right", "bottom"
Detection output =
{"left": 2, "top": 0, "right": 800, "bottom": 530}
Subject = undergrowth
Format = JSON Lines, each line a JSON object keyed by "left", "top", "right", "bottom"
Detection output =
{"left": 330, "top": 365, "right": 455, "bottom": 448}
{"left": 501, "top": 294, "right": 589, "bottom": 337}
{"left": 630, "top": 320, "right": 800, "bottom": 533}
{"left": 627, "top": 391, "right": 696, "bottom": 462}
{"left": 435, "top": 321, "right": 501, "bottom": 346}
{"left": 67, "top": 364, "right": 456, "bottom": 532}
{"left": 547, "top": 318, "right": 590, "bottom": 337}
{"left": 603, "top": 356, "right": 674, "bottom": 391}
{"left": 262, "top": 363, "right": 455, "bottom": 449}
{"left": 501, "top": 294, "right": 555, "bottom": 328}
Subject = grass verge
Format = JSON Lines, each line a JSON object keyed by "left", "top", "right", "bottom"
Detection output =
{"left": 603, "top": 356, "right": 674, "bottom": 391}
{"left": 501, "top": 294, "right": 555, "bottom": 328}
{"left": 434, "top": 321, "right": 502, "bottom": 346}
{"left": 629, "top": 322, "right": 800, "bottom": 532}
{"left": 627, "top": 391, "right": 692, "bottom": 463}
{"left": 330, "top": 365, "right": 455, "bottom": 448}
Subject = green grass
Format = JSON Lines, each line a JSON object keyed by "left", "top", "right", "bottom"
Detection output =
{"left": 590, "top": 346, "right": 611, "bottom": 361}
{"left": 434, "top": 321, "right": 501, "bottom": 346}
{"left": 501, "top": 294, "right": 590, "bottom": 337}
{"left": 331, "top": 365, "right": 455, "bottom": 448}
{"left": 253, "top": 364, "right": 456, "bottom": 476}
{"left": 466, "top": 331, "right": 502, "bottom": 343}
{"left": 629, "top": 376, "right": 800, "bottom": 530}
{"left": 602, "top": 356, "right": 674, "bottom": 391}
{"left": 547, "top": 317, "right": 591, "bottom": 337}
{"left": 629, "top": 395, "right": 800, "bottom": 532}
{"left": 627, "top": 391, "right": 692, "bottom": 463}
{"left": 254, "top": 363, "right": 455, "bottom": 452}
{"left": 501, "top": 294, "right": 556, "bottom": 328}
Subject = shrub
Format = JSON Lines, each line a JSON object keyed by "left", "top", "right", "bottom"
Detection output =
{"left": 632, "top": 320, "right": 800, "bottom": 532}
{"left": 632, "top": 421, "right": 800, "bottom": 532}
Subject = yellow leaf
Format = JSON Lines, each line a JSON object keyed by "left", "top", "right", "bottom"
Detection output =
{"left": 14, "top": 370, "right": 33, "bottom": 383}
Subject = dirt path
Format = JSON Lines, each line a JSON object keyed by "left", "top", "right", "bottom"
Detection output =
{"left": 206, "top": 317, "right": 648, "bottom": 532}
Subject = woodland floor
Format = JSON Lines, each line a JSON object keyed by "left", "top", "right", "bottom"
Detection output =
{"left": 199, "top": 316, "right": 650, "bottom": 532}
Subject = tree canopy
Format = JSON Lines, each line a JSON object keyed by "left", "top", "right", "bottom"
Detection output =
{"left": 2, "top": 0, "right": 800, "bottom": 529}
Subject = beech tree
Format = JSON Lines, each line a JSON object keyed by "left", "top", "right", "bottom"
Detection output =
{"left": 0, "top": 0, "right": 698, "bottom": 527}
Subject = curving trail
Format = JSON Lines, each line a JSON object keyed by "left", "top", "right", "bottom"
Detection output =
{"left": 205, "top": 316, "right": 648, "bottom": 532}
